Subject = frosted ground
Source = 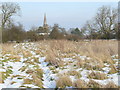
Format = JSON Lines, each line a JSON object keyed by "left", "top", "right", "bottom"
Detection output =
{"left": 0, "top": 40, "right": 119, "bottom": 88}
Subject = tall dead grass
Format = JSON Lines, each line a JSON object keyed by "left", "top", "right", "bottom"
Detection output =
{"left": 1, "top": 40, "right": 118, "bottom": 88}
{"left": 56, "top": 75, "right": 72, "bottom": 88}
{"left": 38, "top": 40, "right": 118, "bottom": 70}
{"left": 73, "top": 79, "right": 87, "bottom": 88}
{"left": 88, "top": 71, "right": 108, "bottom": 80}
{"left": 103, "top": 82, "right": 118, "bottom": 88}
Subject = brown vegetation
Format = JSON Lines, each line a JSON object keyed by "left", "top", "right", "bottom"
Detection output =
{"left": 103, "top": 82, "right": 118, "bottom": 88}
{"left": 88, "top": 71, "right": 108, "bottom": 80}
{"left": 87, "top": 80, "right": 102, "bottom": 88}
{"left": 73, "top": 79, "right": 87, "bottom": 88}
{"left": 67, "top": 70, "right": 81, "bottom": 78}
{"left": 56, "top": 75, "right": 72, "bottom": 88}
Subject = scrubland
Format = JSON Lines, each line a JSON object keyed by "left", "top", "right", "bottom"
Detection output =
{"left": 0, "top": 40, "right": 119, "bottom": 88}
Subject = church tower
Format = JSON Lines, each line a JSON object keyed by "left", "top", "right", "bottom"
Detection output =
{"left": 43, "top": 13, "right": 48, "bottom": 29}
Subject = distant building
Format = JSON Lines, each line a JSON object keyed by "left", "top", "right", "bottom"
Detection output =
{"left": 43, "top": 13, "right": 48, "bottom": 30}
{"left": 37, "top": 13, "right": 50, "bottom": 35}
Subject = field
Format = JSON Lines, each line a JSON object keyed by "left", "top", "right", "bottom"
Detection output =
{"left": 0, "top": 40, "right": 119, "bottom": 88}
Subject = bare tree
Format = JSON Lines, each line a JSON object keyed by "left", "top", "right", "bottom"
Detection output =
{"left": 83, "top": 6, "right": 117, "bottom": 39}
{"left": 1, "top": 2, "right": 20, "bottom": 29}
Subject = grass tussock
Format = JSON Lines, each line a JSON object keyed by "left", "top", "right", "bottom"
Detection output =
{"left": 45, "top": 49, "right": 64, "bottom": 67}
{"left": 32, "top": 72, "right": 43, "bottom": 88}
{"left": 87, "top": 80, "right": 102, "bottom": 88}
{"left": 56, "top": 75, "right": 72, "bottom": 88}
{"left": 19, "top": 65, "right": 28, "bottom": 72}
{"left": 108, "top": 65, "right": 118, "bottom": 74}
{"left": 67, "top": 70, "right": 81, "bottom": 78}
{"left": 0, "top": 72, "right": 3, "bottom": 83}
{"left": 22, "top": 51, "right": 33, "bottom": 58}
{"left": 76, "top": 60, "right": 85, "bottom": 68}
{"left": 2, "top": 43, "right": 16, "bottom": 55}
{"left": 32, "top": 57, "right": 39, "bottom": 63}
{"left": 26, "top": 69, "right": 34, "bottom": 74}
{"left": 23, "top": 78, "right": 33, "bottom": 84}
{"left": 35, "top": 68, "right": 43, "bottom": 79}
{"left": 73, "top": 79, "right": 87, "bottom": 88}
{"left": 23, "top": 59, "right": 35, "bottom": 65}
{"left": 103, "top": 82, "right": 118, "bottom": 88}
{"left": 88, "top": 71, "right": 108, "bottom": 80}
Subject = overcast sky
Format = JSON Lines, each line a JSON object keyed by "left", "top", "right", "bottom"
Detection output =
{"left": 13, "top": 2, "right": 118, "bottom": 30}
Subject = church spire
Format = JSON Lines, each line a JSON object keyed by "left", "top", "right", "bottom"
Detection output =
{"left": 43, "top": 13, "right": 47, "bottom": 28}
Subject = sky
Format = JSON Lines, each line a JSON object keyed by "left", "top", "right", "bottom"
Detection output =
{"left": 13, "top": 2, "right": 118, "bottom": 31}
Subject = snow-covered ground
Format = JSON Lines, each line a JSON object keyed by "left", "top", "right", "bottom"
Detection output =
{"left": 0, "top": 42, "right": 119, "bottom": 88}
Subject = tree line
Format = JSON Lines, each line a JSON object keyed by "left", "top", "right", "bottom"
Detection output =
{"left": 1, "top": 2, "right": 118, "bottom": 43}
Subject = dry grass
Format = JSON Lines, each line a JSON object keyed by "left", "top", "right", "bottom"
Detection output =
{"left": 11, "top": 81, "right": 16, "bottom": 84}
{"left": 32, "top": 72, "right": 43, "bottom": 88}
{"left": 19, "top": 65, "right": 28, "bottom": 72}
{"left": 23, "top": 59, "right": 35, "bottom": 65}
{"left": 103, "top": 82, "right": 118, "bottom": 88}
{"left": 23, "top": 78, "right": 33, "bottom": 84}
{"left": 2, "top": 43, "right": 16, "bottom": 55}
{"left": 87, "top": 80, "right": 102, "bottom": 88}
{"left": 88, "top": 71, "right": 108, "bottom": 80}
{"left": 35, "top": 68, "right": 43, "bottom": 79}
{"left": 73, "top": 79, "right": 87, "bottom": 88}
{"left": 32, "top": 57, "right": 39, "bottom": 63}
{"left": 2, "top": 40, "right": 118, "bottom": 68}
{"left": 0, "top": 72, "right": 3, "bottom": 83}
{"left": 1, "top": 40, "right": 118, "bottom": 88}
{"left": 76, "top": 60, "right": 85, "bottom": 68}
{"left": 45, "top": 49, "right": 64, "bottom": 67}
{"left": 67, "top": 70, "right": 81, "bottom": 78}
{"left": 38, "top": 40, "right": 118, "bottom": 69}
{"left": 56, "top": 75, "right": 72, "bottom": 88}
{"left": 26, "top": 69, "right": 34, "bottom": 74}
{"left": 108, "top": 65, "right": 118, "bottom": 74}
{"left": 24, "top": 68, "right": 43, "bottom": 87}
